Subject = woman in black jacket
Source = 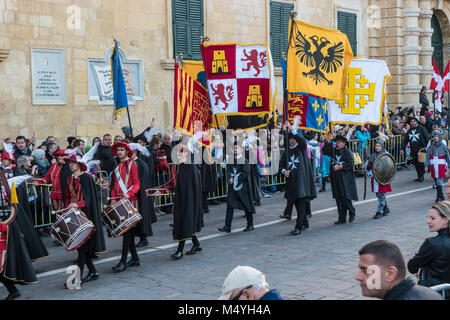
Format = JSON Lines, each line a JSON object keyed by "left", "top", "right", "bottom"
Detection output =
{"left": 408, "top": 201, "right": 450, "bottom": 299}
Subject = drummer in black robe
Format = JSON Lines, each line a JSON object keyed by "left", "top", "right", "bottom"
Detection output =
{"left": 129, "top": 143, "right": 156, "bottom": 248}
{"left": 154, "top": 143, "right": 204, "bottom": 259}
{"left": 279, "top": 121, "right": 317, "bottom": 235}
{"left": 0, "top": 170, "right": 49, "bottom": 261}
{"left": 218, "top": 140, "right": 255, "bottom": 233}
{"left": 0, "top": 181, "right": 38, "bottom": 300}
{"left": 63, "top": 154, "right": 106, "bottom": 285}
{"left": 322, "top": 134, "right": 358, "bottom": 224}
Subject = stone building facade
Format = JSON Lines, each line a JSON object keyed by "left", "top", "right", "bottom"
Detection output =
{"left": 0, "top": 0, "right": 448, "bottom": 144}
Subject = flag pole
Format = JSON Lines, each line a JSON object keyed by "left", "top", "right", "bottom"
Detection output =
{"left": 113, "top": 39, "right": 133, "bottom": 139}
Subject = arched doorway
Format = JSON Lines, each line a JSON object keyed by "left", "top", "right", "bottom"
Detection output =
{"left": 432, "top": 13, "right": 443, "bottom": 73}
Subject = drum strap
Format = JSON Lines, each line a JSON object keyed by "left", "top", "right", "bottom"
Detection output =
{"left": 114, "top": 161, "right": 133, "bottom": 196}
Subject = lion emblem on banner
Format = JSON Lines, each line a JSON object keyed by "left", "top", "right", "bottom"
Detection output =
{"left": 241, "top": 49, "right": 267, "bottom": 77}
{"left": 210, "top": 83, "right": 234, "bottom": 111}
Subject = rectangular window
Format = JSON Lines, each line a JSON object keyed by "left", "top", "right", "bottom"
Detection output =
{"left": 337, "top": 11, "right": 357, "bottom": 56}
{"left": 270, "top": 1, "right": 294, "bottom": 67}
{"left": 172, "top": 0, "right": 204, "bottom": 60}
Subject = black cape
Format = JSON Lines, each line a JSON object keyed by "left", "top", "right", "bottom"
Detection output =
{"left": 135, "top": 157, "right": 156, "bottom": 236}
{"left": 279, "top": 132, "right": 317, "bottom": 202}
{"left": 226, "top": 157, "right": 255, "bottom": 214}
{"left": 199, "top": 163, "right": 217, "bottom": 194}
{"left": 59, "top": 163, "right": 72, "bottom": 200}
{"left": 3, "top": 219, "right": 38, "bottom": 284}
{"left": 401, "top": 124, "right": 429, "bottom": 152}
{"left": 78, "top": 173, "right": 106, "bottom": 255}
{"left": 15, "top": 183, "right": 49, "bottom": 261}
{"left": 172, "top": 163, "right": 204, "bottom": 241}
{"left": 322, "top": 142, "right": 358, "bottom": 201}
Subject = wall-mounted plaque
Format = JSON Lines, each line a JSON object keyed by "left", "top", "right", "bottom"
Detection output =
{"left": 31, "top": 48, "right": 67, "bottom": 105}
{"left": 87, "top": 47, "right": 144, "bottom": 105}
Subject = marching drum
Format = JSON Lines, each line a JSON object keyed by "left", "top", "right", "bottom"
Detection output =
{"left": 102, "top": 198, "right": 142, "bottom": 238}
{"left": 51, "top": 208, "right": 95, "bottom": 251}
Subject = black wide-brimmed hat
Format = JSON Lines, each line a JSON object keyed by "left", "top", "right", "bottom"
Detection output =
{"left": 334, "top": 134, "right": 348, "bottom": 143}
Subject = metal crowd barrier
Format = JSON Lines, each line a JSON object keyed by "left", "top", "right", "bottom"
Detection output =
{"left": 431, "top": 283, "right": 450, "bottom": 299}
{"left": 27, "top": 134, "right": 410, "bottom": 228}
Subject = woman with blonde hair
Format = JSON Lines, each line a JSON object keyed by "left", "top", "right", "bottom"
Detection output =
{"left": 407, "top": 201, "right": 450, "bottom": 299}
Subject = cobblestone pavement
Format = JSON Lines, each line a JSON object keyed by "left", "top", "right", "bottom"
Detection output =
{"left": 1, "top": 168, "right": 439, "bottom": 300}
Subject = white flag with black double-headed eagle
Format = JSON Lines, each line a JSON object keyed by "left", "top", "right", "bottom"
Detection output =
{"left": 327, "top": 59, "right": 391, "bottom": 125}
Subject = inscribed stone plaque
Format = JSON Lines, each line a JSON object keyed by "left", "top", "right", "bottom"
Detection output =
{"left": 87, "top": 47, "right": 144, "bottom": 105}
{"left": 31, "top": 48, "right": 66, "bottom": 105}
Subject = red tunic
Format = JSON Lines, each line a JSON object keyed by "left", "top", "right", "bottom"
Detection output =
{"left": 429, "top": 155, "right": 447, "bottom": 179}
{"left": 36, "top": 163, "right": 63, "bottom": 200}
{"left": 0, "top": 223, "right": 7, "bottom": 271}
{"left": 111, "top": 160, "right": 140, "bottom": 201}
{"left": 371, "top": 177, "right": 392, "bottom": 193}
{"left": 64, "top": 175, "right": 87, "bottom": 209}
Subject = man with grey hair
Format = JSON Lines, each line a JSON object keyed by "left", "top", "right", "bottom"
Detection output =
{"left": 219, "top": 266, "right": 283, "bottom": 300}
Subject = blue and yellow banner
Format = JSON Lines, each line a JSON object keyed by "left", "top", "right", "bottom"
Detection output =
{"left": 111, "top": 41, "right": 128, "bottom": 120}
{"left": 287, "top": 92, "right": 328, "bottom": 133}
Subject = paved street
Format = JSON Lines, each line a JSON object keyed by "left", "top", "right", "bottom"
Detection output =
{"left": 1, "top": 168, "right": 438, "bottom": 300}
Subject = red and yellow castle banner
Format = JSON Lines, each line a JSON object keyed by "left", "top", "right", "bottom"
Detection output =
{"left": 201, "top": 42, "right": 276, "bottom": 116}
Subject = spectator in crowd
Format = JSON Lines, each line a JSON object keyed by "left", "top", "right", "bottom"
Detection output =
{"left": 31, "top": 149, "right": 50, "bottom": 176}
{"left": 85, "top": 136, "right": 101, "bottom": 153}
{"left": 160, "top": 134, "right": 173, "bottom": 164}
{"left": 407, "top": 201, "right": 450, "bottom": 299}
{"left": 391, "top": 120, "right": 407, "bottom": 137}
{"left": 219, "top": 266, "right": 283, "bottom": 300}
{"left": 114, "top": 135, "right": 123, "bottom": 143}
{"left": 46, "top": 136, "right": 56, "bottom": 144}
{"left": 13, "top": 136, "right": 32, "bottom": 161}
{"left": 45, "top": 142, "right": 58, "bottom": 164}
{"left": 73, "top": 139, "right": 86, "bottom": 156}
{"left": 355, "top": 240, "right": 442, "bottom": 300}
{"left": 93, "top": 134, "right": 116, "bottom": 175}
{"left": 37, "top": 141, "right": 48, "bottom": 151}
{"left": 420, "top": 115, "right": 433, "bottom": 135}
{"left": 355, "top": 125, "right": 371, "bottom": 154}
{"left": 373, "top": 125, "right": 390, "bottom": 143}
{"left": 14, "top": 155, "right": 37, "bottom": 176}
{"left": 439, "top": 119, "right": 450, "bottom": 142}
{"left": 66, "top": 136, "right": 76, "bottom": 149}
{"left": 420, "top": 86, "right": 429, "bottom": 115}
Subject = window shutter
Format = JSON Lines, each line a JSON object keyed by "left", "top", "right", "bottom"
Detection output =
{"left": 270, "top": 1, "right": 294, "bottom": 67}
{"left": 173, "top": 0, "right": 204, "bottom": 60}
{"left": 337, "top": 11, "right": 357, "bottom": 56}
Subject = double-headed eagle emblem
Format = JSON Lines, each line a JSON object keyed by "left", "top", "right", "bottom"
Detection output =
{"left": 294, "top": 30, "right": 344, "bottom": 85}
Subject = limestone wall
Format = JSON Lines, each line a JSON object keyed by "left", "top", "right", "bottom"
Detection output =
{"left": 0, "top": 0, "right": 369, "bottom": 144}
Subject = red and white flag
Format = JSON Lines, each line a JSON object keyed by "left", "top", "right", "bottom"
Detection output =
{"left": 443, "top": 61, "right": 450, "bottom": 92}
{"left": 430, "top": 58, "right": 444, "bottom": 91}
{"left": 430, "top": 58, "right": 450, "bottom": 113}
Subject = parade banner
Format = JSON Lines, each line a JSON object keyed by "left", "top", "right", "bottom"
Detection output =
{"left": 327, "top": 59, "right": 391, "bottom": 125}
{"left": 201, "top": 42, "right": 276, "bottom": 116}
{"left": 287, "top": 92, "right": 328, "bottom": 133}
{"left": 286, "top": 19, "right": 353, "bottom": 100}
{"left": 173, "top": 63, "right": 213, "bottom": 140}
{"left": 111, "top": 42, "right": 129, "bottom": 120}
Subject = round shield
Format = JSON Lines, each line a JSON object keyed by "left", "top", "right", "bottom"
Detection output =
{"left": 373, "top": 152, "right": 397, "bottom": 185}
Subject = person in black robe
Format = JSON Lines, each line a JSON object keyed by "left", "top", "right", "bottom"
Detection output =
{"left": 0, "top": 170, "right": 49, "bottom": 261}
{"left": 129, "top": 144, "right": 156, "bottom": 248}
{"left": 279, "top": 123, "right": 317, "bottom": 235}
{"left": 322, "top": 134, "right": 358, "bottom": 224}
{"left": 0, "top": 182, "right": 38, "bottom": 300}
{"left": 218, "top": 141, "right": 255, "bottom": 233}
{"left": 63, "top": 155, "right": 106, "bottom": 285}
{"left": 199, "top": 147, "right": 217, "bottom": 213}
{"left": 155, "top": 144, "right": 204, "bottom": 259}
{"left": 401, "top": 117, "right": 429, "bottom": 182}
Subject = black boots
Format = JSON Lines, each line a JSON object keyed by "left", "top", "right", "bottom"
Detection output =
{"left": 436, "top": 186, "right": 445, "bottom": 203}
{"left": 112, "top": 261, "right": 127, "bottom": 273}
{"left": 319, "top": 179, "right": 326, "bottom": 192}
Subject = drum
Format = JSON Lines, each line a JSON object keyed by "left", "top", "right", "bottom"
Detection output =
{"left": 102, "top": 198, "right": 142, "bottom": 238}
{"left": 51, "top": 208, "right": 95, "bottom": 252}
